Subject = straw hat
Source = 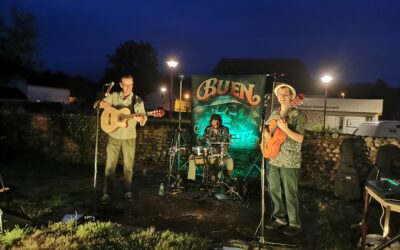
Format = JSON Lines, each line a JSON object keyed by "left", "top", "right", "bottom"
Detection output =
{"left": 273, "top": 83, "right": 296, "bottom": 99}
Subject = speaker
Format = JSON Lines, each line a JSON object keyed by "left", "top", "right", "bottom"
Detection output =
{"left": 0, "top": 208, "right": 32, "bottom": 232}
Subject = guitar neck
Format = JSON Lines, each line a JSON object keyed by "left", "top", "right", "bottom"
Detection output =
{"left": 124, "top": 112, "right": 151, "bottom": 119}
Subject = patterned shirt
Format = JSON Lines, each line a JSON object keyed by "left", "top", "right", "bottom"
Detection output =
{"left": 202, "top": 125, "right": 230, "bottom": 154}
{"left": 103, "top": 91, "right": 147, "bottom": 139}
{"left": 265, "top": 108, "right": 306, "bottom": 168}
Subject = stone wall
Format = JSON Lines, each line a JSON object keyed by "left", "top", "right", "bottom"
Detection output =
{"left": 300, "top": 132, "right": 400, "bottom": 191}
{"left": 1, "top": 112, "right": 399, "bottom": 192}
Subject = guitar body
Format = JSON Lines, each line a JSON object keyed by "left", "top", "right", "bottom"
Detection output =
{"left": 261, "top": 119, "right": 287, "bottom": 159}
{"left": 101, "top": 107, "right": 131, "bottom": 133}
{"left": 100, "top": 107, "right": 165, "bottom": 133}
{"left": 260, "top": 94, "right": 305, "bottom": 159}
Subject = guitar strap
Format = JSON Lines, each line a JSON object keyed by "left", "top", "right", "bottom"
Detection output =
{"left": 128, "top": 94, "right": 143, "bottom": 113}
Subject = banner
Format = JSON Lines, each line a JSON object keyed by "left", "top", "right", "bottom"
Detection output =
{"left": 191, "top": 75, "right": 266, "bottom": 150}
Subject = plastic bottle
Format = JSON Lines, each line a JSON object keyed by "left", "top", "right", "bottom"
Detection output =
{"left": 159, "top": 183, "right": 165, "bottom": 196}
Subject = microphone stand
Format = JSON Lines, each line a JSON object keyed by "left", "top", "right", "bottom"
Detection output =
{"left": 92, "top": 82, "right": 114, "bottom": 202}
{"left": 256, "top": 74, "right": 295, "bottom": 248}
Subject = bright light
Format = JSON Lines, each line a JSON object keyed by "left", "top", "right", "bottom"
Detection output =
{"left": 166, "top": 60, "right": 178, "bottom": 68}
{"left": 341, "top": 92, "right": 345, "bottom": 98}
{"left": 184, "top": 93, "right": 190, "bottom": 100}
{"left": 321, "top": 75, "right": 333, "bottom": 83}
{"left": 160, "top": 87, "right": 167, "bottom": 92}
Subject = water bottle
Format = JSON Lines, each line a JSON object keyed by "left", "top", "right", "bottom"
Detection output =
{"left": 159, "top": 183, "right": 165, "bottom": 196}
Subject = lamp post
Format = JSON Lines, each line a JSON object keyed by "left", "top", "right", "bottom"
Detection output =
{"left": 321, "top": 75, "right": 333, "bottom": 132}
{"left": 166, "top": 60, "right": 178, "bottom": 123}
{"left": 160, "top": 86, "right": 167, "bottom": 109}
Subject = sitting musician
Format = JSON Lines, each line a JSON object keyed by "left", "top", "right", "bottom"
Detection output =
{"left": 187, "top": 114, "right": 234, "bottom": 182}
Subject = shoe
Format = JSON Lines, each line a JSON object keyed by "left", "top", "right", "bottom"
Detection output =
{"left": 265, "top": 219, "right": 287, "bottom": 229}
{"left": 101, "top": 194, "right": 110, "bottom": 205}
{"left": 283, "top": 226, "right": 302, "bottom": 236}
{"left": 124, "top": 192, "right": 133, "bottom": 202}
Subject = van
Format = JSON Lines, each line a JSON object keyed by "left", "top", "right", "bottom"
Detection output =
{"left": 353, "top": 121, "right": 400, "bottom": 138}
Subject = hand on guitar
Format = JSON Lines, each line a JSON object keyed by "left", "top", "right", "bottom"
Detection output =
{"left": 134, "top": 114, "right": 144, "bottom": 123}
{"left": 262, "top": 128, "right": 272, "bottom": 141}
{"left": 276, "top": 118, "right": 289, "bottom": 133}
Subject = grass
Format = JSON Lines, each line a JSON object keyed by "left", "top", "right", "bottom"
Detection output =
{"left": 0, "top": 221, "right": 210, "bottom": 250}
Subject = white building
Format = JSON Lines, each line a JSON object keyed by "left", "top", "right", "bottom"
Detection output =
{"left": 299, "top": 97, "right": 383, "bottom": 134}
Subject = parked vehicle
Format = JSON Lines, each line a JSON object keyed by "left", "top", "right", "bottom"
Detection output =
{"left": 353, "top": 121, "right": 400, "bottom": 138}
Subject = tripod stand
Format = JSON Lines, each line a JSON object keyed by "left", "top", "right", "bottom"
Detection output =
{"left": 243, "top": 152, "right": 262, "bottom": 181}
{"left": 166, "top": 75, "right": 188, "bottom": 188}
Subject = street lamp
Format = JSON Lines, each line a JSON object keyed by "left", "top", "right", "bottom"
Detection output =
{"left": 166, "top": 60, "right": 178, "bottom": 123}
{"left": 341, "top": 92, "right": 345, "bottom": 99}
{"left": 321, "top": 75, "right": 333, "bottom": 132}
{"left": 160, "top": 86, "right": 167, "bottom": 109}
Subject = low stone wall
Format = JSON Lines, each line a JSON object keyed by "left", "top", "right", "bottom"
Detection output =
{"left": 301, "top": 132, "right": 400, "bottom": 191}
{"left": 1, "top": 112, "right": 399, "bottom": 192}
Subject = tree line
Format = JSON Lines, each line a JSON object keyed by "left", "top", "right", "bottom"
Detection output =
{"left": 0, "top": 6, "right": 399, "bottom": 119}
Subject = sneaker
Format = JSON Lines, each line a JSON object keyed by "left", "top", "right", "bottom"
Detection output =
{"left": 101, "top": 194, "right": 110, "bottom": 205}
{"left": 265, "top": 219, "right": 287, "bottom": 229}
{"left": 124, "top": 192, "right": 133, "bottom": 202}
{"left": 283, "top": 226, "right": 302, "bottom": 236}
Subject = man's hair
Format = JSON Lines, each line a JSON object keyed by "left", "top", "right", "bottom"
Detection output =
{"left": 121, "top": 74, "right": 134, "bottom": 82}
{"left": 209, "top": 114, "right": 222, "bottom": 125}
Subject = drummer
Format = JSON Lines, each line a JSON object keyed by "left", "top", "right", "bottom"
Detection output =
{"left": 187, "top": 114, "right": 234, "bottom": 181}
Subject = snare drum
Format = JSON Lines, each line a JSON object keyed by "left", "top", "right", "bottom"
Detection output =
{"left": 192, "top": 146, "right": 207, "bottom": 156}
{"left": 194, "top": 156, "right": 205, "bottom": 165}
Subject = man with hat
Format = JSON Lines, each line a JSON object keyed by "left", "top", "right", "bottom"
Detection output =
{"left": 263, "top": 83, "right": 306, "bottom": 236}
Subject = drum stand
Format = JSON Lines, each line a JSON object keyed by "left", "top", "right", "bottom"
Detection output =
{"left": 213, "top": 146, "right": 243, "bottom": 201}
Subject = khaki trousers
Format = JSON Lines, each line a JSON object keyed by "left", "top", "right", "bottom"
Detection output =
{"left": 104, "top": 137, "right": 136, "bottom": 194}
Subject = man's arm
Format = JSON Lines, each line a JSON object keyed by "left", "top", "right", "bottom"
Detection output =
{"left": 98, "top": 100, "right": 113, "bottom": 110}
{"left": 135, "top": 101, "right": 147, "bottom": 126}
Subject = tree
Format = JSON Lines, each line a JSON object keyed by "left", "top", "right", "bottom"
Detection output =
{"left": 101, "top": 41, "right": 158, "bottom": 96}
{"left": 0, "top": 5, "right": 41, "bottom": 82}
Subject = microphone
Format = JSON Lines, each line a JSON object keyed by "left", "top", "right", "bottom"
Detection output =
{"left": 105, "top": 82, "right": 114, "bottom": 97}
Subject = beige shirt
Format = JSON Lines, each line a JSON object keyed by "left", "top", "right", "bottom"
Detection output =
{"left": 103, "top": 91, "right": 147, "bottom": 139}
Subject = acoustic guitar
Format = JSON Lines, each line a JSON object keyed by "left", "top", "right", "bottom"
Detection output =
{"left": 101, "top": 107, "right": 165, "bottom": 133}
{"left": 261, "top": 94, "right": 304, "bottom": 159}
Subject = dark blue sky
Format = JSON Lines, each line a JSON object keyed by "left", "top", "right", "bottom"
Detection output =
{"left": 1, "top": 0, "right": 400, "bottom": 87}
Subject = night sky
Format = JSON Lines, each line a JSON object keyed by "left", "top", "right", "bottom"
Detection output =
{"left": 1, "top": 0, "right": 400, "bottom": 87}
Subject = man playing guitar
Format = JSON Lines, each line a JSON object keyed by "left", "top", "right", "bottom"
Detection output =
{"left": 96, "top": 74, "right": 147, "bottom": 204}
{"left": 262, "top": 83, "right": 306, "bottom": 236}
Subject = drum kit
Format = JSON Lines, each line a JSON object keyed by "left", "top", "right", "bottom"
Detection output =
{"left": 166, "top": 133, "right": 243, "bottom": 201}
{"left": 189, "top": 141, "right": 242, "bottom": 200}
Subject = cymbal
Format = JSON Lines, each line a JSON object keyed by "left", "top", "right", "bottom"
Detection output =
{"left": 210, "top": 142, "right": 231, "bottom": 145}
